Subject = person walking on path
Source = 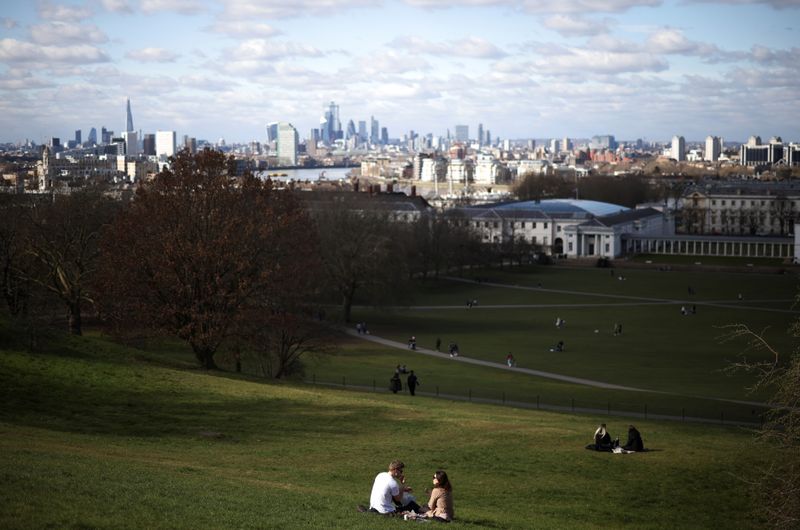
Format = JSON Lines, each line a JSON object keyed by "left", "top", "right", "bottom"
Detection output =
{"left": 407, "top": 371, "right": 419, "bottom": 396}
{"left": 435, "top": 337, "right": 441, "bottom": 352}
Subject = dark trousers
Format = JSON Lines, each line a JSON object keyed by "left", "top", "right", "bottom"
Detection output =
{"left": 408, "top": 385, "right": 416, "bottom": 396}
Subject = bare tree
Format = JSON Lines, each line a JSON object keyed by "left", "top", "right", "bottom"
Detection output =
{"left": 721, "top": 315, "right": 800, "bottom": 529}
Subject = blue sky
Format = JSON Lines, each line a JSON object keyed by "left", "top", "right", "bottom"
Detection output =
{"left": 1, "top": 0, "right": 798, "bottom": 145}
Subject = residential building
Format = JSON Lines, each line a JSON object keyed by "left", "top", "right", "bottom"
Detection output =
{"left": 277, "top": 122, "right": 299, "bottom": 166}
{"left": 671, "top": 135, "right": 686, "bottom": 161}
{"left": 155, "top": 130, "right": 177, "bottom": 159}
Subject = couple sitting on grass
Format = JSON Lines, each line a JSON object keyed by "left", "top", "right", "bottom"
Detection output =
{"left": 359, "top": 460, "right": 454, "bottom": 522}
{"left": 586, "top": 423, "right": 645, "bottom": 452}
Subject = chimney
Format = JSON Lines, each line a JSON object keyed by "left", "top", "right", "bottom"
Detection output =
{"left": 411, "top": 185, "right": 416, "bottom": 197}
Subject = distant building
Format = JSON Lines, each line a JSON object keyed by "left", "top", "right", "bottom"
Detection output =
{"left": 122, "top": 131, "right": 139, "bottom": 156}
{"left": 739, "top": 136, "right": 798, "bottom": 167}
{"left": 277, "top": 122, "right": 298, "bottom": 166}
{"left": 142, "top": 134, "right": 156, "bottom": 156}
{"left": 705, "top": 136, "right": 722, "bottom": 162}
{"left": 590, "top": 135, "right": 617, "bottom": 151}
{"left": 126, "top": 98, "right": 134, "bottom": 133}
{"left": 155, "top": 130, "right": 177, "bottom": 158}
{"left": 671, "top": 135, "right": 686, "bottom": 161}
{"left": 455, "top": 125, "right": 469, "bottom": 143}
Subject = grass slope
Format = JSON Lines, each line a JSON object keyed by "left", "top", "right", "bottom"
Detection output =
{"left": 0, "top": 323, "right": 770, "bottom": 529}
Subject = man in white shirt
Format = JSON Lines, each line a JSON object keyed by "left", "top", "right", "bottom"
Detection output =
{"left": 366, "top": 460, "right": 421, "bottom": 515}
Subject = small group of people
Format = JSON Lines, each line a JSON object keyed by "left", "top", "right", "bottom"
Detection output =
{"left": 448, "top": 342, "right": 460, "bottom": 357}
{"left": 390, "top": 368, "right": 420, "bottom": 396}
{"left": 680, "top": 305, "right": 697, "bottom": 315}
{"left": 549, "top": 340, "right": 565, "bottom": 352}
{"left": 555, "top": 317, "right": 566, "bottom": 329}
{"left": 355, "top": 322, "right": 369, "bottom": 334}
{"left": 466, "top": 298, "right": 478, "bottom": 308}
{"left": 586, "top": 423, "right": 645, "bottom": 452}
{"left": 359, "top": 460, "right": 454, "bottom": 522}
{"left": 612, "top": 323, "right": 623, "bottom": 336}
{"left": 408, "top": 336, "right": 417, "bottom": 350}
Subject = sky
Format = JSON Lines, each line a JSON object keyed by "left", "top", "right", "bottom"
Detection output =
{"left": 1, "top": 0, "right": 799, "bottom": 145}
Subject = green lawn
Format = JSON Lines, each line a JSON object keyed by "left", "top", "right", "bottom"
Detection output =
{"left": 0, "top": 326, "right": 772, "bottom": 529}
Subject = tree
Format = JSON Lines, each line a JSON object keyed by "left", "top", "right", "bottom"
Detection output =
{"left": 313, "top": 206, "right": 407, "bottom": 322}
{"left": 722, "top": 315, "right": 800, "bottom": 529}
{"left": 21, "top": 190, "right": 117, "bottom": 335}
{"left": 96, "top": 149, "right": 317, "bottom": 369}
{"left": 513, "top": 172, "right": 573, "bottom": 201}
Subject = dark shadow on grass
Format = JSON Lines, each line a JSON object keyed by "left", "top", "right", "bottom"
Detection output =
{"left": 0, "top": 351, "right": 421, "bottom": 440}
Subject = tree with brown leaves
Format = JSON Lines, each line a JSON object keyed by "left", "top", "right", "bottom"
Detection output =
{"left": 96, "top": 149, "right": 318, "bottom": 370}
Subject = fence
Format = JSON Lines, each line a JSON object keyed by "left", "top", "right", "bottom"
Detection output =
{"left": 305, "top": 373, "right": 767, "bottom": 428}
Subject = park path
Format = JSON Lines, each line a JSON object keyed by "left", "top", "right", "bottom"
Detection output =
{"left": 344, "top": 328, "right": 768, "bottom": 408}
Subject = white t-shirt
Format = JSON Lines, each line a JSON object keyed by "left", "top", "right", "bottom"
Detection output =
{"left": 369, "top": 471, "right": 400, "bottom": 513}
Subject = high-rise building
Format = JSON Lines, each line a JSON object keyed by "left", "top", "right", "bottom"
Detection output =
{"left": 87, "top": 127, "right": 97, "bottom": 145}
{"left": 183, "top": 135, "right": 197, "bottom": 154}
{"left": 126, "top": 98, "right": 134, "bottom": 133}
{"left": 477, "top": 123, "right": 484, "bottom": 147}
{"left": 590, "top": 135, "right": 617, "bottom": 150}
{"left": 101, "top": 127, "right": 112, "bottom": 144}
{"left": 455, "top": 125, "right": 469, "bottom": 143}
{"left": 562, "top": 136, "right": 571, "bottom": 152}
{"left": 266, "top": 122, "right": 279, "bottom": 144}
{"left": 704, "top": 136, "right": 722, "bottom": 162}
{"left": 380, "top": 127, "right": 388, "bottom": 145}
{"left": 346, "top": 119, "right": 356, "bottom": 140}
{"left": 370, "top": 116, "right": 379, "bottom": 144}
{"left": 122, "top": 131, "right": 139, "bottom": 156}
{"left": 277, "top": 122, "right": 298, "bottom": 166}
{"left": 671, "top": 135, "right": 686, "bottom": 161}
{"left": 358, "top": 120, "right": 367, "bottom": 143}
{"left": 74, "top": 130, "right": 81, "bottom": 145}
{"left": 155, "top": 130, "right": 177, "bottom": 158}
{"left": 143, "top": 134, "right": 156, "bottom": 156}
{"left": 321, "top": 101, "right": 341, "bottom": 144}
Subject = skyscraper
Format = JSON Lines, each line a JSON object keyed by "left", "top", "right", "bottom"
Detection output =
{"left": 74, "top": 130, "right": 81, "bottom": 145}
{"left": 155, "top": 130, "right": 176, "bottom": 158}
{"left": 370, "top": 116, "right": 379, "bottom": 145}
{"left": 671, "top": 135, "right": 686, "bottom": 161}
{"left": 122, "top": 131, "right": 139, "bottom": 156}
{"left": 266, "top": 122, "right": 279, "bottom": 144}
{"left": 358, "top": 120, "right": 367, "bottom": 143}
{"left": 455, "top": 125, "right": 469, "bottom": 143}
{"left": 321, "top": 101, "right": 341, "bottom": 144}
{"left": 88, "top": 127, "right": 97, "bottom": 145}
{"left": 705, "top": 136, "right": 722, "bottom": 162}
{"left": 277, "top": 122, "right": 298, "bottom": 166}
{"left": 143, "top": 134, "right": 156, "bottom": 156}
{"left": 477, "top": 123, "right": 484, "bottom": 147}
{"left": 126, "top": 98, "right": 134, "bottom": 133}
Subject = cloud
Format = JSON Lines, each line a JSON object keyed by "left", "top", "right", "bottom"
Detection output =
{"left": 0, "top": 38, "right": 110, "bottom": 64}
{"left": 747, "top": 45, "right": 798, "bottom": 66}
{"left": 404, "top": 0, "right": 662, "bottom": 13}
{"left": 230, "top": 39, "right": 324, "bottom": 60}
{"left": 645, "top": 27, "right": 720, "bottom": 56}
{"left": 391, "top": 36, "right": 507, "bottom": 58}
{"left": 36, "top": 1, "right": 94, "bottom": 21}
{"left": 218, "top": 0, "right": 381, "bottom": 19}
{"left": 125, "top": 47, "right": 180, "bottom": 62}
{"left": 542, "top": 14, "right": 611, "bottom": 36}
{"left": 100, "top": 0, "right": 134, "bottom": 13}
{"left": 140, "top": 0, "right": 207, "bottom": 14}
{"left": 686, "top": 0, "right": 800, "bottom": 9}
{"left": 534, "top": 47, "right": 668, "bottom": 75}
{"left": 353, "top": 51, "right": 431, "bottom": 76}
{"left": 30, "top": 22, "right": 109, "bottom": 45}
{"left": 179, "top": 74, "right": 237, "bottom": 92}
{"left": 0, "top": 69, "right": 55, "bottom": 90}
{"left": 2, "top": 18, "right": 18, "bottom": 29}
{"left": 206, "top": 21, "right": 281, "bottom": 38}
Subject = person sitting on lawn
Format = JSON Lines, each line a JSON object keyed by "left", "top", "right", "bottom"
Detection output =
{"left": 622, "top": 425, "right": 644, "bottom": 452}
{"left": 587, "top": 423, "right": 614, "bottom": 451}
{"left": 364, "top": 460, "right": 421, "bottom": 515}
{"left": 421, "top": 470, "right": 454, "bottom": 522}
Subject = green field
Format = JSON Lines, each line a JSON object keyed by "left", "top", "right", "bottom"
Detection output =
{"left": 1, "top": 264, "right": 797, "bottom": 528}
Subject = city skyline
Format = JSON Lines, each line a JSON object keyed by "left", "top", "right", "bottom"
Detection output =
{"left": 1, "top": 0, "right": 799, "bottom": 145}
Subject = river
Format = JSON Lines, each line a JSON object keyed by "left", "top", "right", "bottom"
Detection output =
{"left": 256, "top": 167, "right": 355, "bottom": 182}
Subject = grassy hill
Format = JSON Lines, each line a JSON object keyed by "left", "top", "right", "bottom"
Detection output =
{"left": 0, "top": 318, "right": 772, "bottom": 529}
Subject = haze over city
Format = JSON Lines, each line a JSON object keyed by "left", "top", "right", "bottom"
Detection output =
{"left": 1, "top": 0, "right": 799, "bottom": 145}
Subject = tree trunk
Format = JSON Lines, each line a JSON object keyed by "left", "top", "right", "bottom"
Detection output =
{"left": 68, "top": 303, "right": 82, "bottom": 335}
{"left": 342, "top": 293, "right": 353, "bottom": 323}
{"left": 192, "top": 344, "right": 219, "bottom": 370}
